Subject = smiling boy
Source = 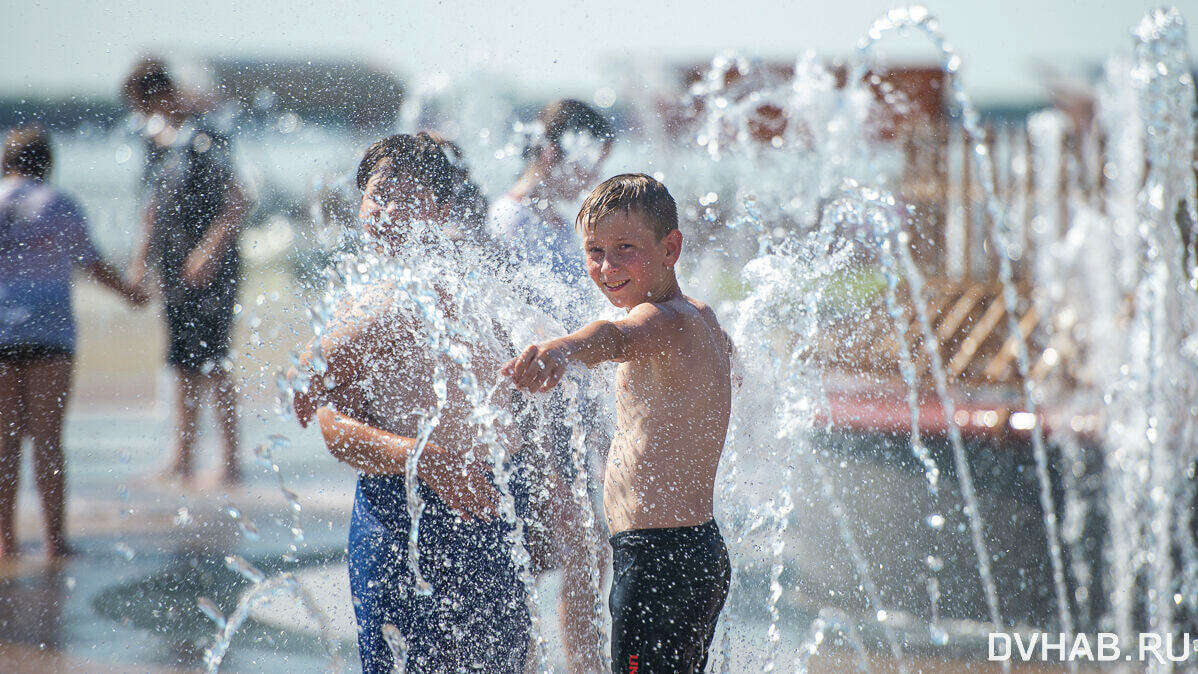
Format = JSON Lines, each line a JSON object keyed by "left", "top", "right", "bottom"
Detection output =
{"left": 503, "top": 173, "right": 732, "bottom": 673}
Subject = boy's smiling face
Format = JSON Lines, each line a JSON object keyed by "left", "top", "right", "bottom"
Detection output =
{"left": 584, "top": 210, "right": 682, "bottom": 310}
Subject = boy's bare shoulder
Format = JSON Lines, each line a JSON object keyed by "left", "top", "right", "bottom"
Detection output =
{"left": 623, "top": 298, "right": 697, "bottom": 335}
{"left": 625, "top": 299, "right": 676, "bottom": 322}
{"left": 320, "top": 288, "right": 416, "bottom": 363}
{"left": 624, "top": 296, "right": 722, "bottom": 331}
{"left": 683, "top": 296, "right": 735, "bottom": 360}
{"left": 607, "top": 301, "right": 683, "bottom": 364}
{"left": 687, "top": 296, "right": 721, "bottom": 323}
{"left": 616, "top": 296, "right": 727, "bottom": 363}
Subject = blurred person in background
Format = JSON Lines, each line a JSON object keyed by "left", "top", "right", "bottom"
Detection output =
{"left": 490, "top": 99, "right": 614, "bottom": 290}
{"left": 0, "top": 125, "right": 148, "bottom": 558}
{"left": 489, "top": 99, "right": 615, "bottom": 674}
{"left": 122, "top": 58, "right": 248, "bottom": 485}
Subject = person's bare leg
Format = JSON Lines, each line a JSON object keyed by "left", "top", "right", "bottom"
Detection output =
{"left": 172, "top": 368, "right": 202, "bottom": 479}
{"left": 211, "top": 369, "right": 240, "bottom": 484}
{"left": 0, "top": 362, "right": 27, "bottom": 557}
{"left": 26, "top": 356, "right": 73, "bottom": 557}
{"left": 555, "top": 482, "right": 605, "bottom": 673}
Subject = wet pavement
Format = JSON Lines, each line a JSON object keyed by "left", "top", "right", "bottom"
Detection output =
{"left": 0, "top": 411, "right": 1101, "bottom": 672}
{"left": 0, "top": 404, "right": 350, "bottom": 672}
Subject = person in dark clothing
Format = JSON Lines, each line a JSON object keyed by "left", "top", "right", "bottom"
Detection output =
{"left": 123, "top": 58, "right": 248, "bottom": 484}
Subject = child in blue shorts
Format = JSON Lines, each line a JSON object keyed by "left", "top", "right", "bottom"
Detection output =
{"left": 294, "top": 133, "right": 530, "bottom": 672}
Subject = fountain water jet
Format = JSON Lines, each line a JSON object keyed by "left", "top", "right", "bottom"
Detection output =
{"left": 185, "top": 6, "right": 1198, "bottom": 672}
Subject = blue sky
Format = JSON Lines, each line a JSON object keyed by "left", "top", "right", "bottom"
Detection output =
{"left": 4, "top": 0, "right": 1197, "bottom": 104}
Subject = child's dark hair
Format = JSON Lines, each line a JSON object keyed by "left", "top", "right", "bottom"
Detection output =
{"left": 523, "top": 99, "right": 615, "bottom": 161}
{"left": 2, "top": 125, "right": 52, "bottom": 181}
{"left": 423, "top": 132, "right": 489, "bottom": 231}
{"left": 576, "top": 173, "right": 678, "bottom": 240}
{"left": 356, "top": 132, "right": 488, "bottom": 230}
{"left": 122, "top": 57, "right": 176, "bottom": 107}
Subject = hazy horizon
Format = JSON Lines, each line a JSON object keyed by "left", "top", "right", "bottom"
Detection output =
{"left": 5, "top": 0, "right": 1198, "bottom": 106}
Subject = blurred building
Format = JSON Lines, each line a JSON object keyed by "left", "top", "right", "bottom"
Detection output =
{"left": 208, "top": 58, "right": 404, "bottom": 132}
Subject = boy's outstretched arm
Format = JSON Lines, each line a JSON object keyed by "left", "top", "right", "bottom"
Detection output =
{"left": 502, "top": 303, "right": 668, "bottom": 393}
{"left": 316, "top": 406, "right": 499, "bottom": 522}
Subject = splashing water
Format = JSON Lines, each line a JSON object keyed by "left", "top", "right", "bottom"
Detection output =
{"left": 673, "top": 4, "right": 1193, "bottom": 670}
{"left": 203, "top": 570, "right": 344, "bottom": 673}
{"left": 287, "top": 213, "right": 613, "bottom": 670}
{"left": 381, "top": 623, "right": 409, "bottom": 672}
{"left": 222, "top": 505, "right": 259, "bottom": 541}
{"left": 560, "top": 373, "right": 612, "bottom": 666}
{"left": 185, "top": 5, "right": 1198, "bottom": 671}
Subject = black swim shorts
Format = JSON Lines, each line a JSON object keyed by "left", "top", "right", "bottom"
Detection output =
{"left": 164, "top": 284, "right": 236, "bottom": 373}
{"left": 0, "top": 343, "right": 72, "bottom": 364}
{"left": 609, "top": 519, "right": 730, "bottom": 673}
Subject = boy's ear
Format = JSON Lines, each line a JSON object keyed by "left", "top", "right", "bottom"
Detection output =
{"left": 662, "top": 229, "right": 683, "bottom": 267}
{"left": 358, "top": 196, "right": 381, "bottom": 221}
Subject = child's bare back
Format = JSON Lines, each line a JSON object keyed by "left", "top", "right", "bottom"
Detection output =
{"left": 604, "top": 294, "right": 731, "bottom": 534}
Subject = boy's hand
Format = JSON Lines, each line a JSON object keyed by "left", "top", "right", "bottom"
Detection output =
{"left": 420, "top": 453, "right": 500, "bottom": 524}
{"left": 502, "top": 343, "right": 568, "bottom": 393}
{"left": 182, "top": 246, "right": 217, "bottom": 288}
{"left": 289, "top": 366, "right": 318, "bottom": 428}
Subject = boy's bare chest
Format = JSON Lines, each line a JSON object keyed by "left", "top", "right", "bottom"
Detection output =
{"left": 614, "top": 359, "right": 686, "bottom": 420}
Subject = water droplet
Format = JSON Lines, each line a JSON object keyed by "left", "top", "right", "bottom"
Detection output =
{"left": 225, "top": 555, "right": 266, "bottom": 584}
{"left": 197, "top": 597, "right": 227, "bottom": 630}
{"left": 253, "top": 443, "right": 273, "bottom": 468}
{"left": 238, "top": 519, "right": 259, "bottom": 541}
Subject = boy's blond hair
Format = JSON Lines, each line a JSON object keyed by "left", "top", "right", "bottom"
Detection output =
{"left": 575, "top": 173, "right": 678, "bottom": 241}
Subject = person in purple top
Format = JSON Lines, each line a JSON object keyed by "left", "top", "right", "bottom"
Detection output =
{"left": 0, "top": 125, "right": 147, "bottom": 558}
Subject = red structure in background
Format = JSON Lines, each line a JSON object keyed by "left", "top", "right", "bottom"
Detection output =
{"left": 656, "top": 61, "right": 948, "bottom": 144}
{"left": 656, "top": 59, "right": 1080, "bottom": 442}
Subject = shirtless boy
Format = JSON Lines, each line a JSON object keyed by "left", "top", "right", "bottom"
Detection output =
{"left": 503, "top": 173, "right": 733, "bottom": 673}
{"left": 293, "top": 133, "right": 529, "bottom": 673}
